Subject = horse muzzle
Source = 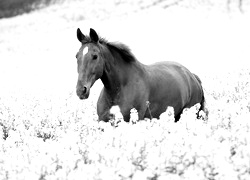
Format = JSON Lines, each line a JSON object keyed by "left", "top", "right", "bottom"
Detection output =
{"left": 76, "top": 85, "right": 90, "bottom": 100}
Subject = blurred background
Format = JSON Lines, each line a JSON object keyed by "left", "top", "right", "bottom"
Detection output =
{"left": 0, "top": 0, "right": 250, "bottom": 97}
{"left": 1, "top": 0, "right": 250, "bottom": 19}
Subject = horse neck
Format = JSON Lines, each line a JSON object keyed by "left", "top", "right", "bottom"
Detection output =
{"left": 100, "top": 50, "right": 144, "bottom": 96}
{"left": 101, "top": 57, "right": 128, "bottom": 94}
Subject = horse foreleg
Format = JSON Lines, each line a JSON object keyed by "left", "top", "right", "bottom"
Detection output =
{"left": 97, "top": 90, "right": 112, "bottom": 122}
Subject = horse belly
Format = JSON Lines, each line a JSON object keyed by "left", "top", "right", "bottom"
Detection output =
{"left": 147, "top": 84, "right": 181, "bottom": 118}
{"left": 147, "top": 71, "right": 190, "bottom": 118}
{"left": 155, "top": 93, "right": 185, "bottom": 118}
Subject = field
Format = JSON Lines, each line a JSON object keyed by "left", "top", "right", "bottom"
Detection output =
{"left": 1, "top": 0, "right": 250, "bottom": 179}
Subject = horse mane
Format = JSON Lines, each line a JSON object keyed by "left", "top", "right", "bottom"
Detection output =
{"left": 105, "top": 42, "right": 136, "bottom": 63}
{"left": 82, "top": 35, "right": 136, "bottom": 63}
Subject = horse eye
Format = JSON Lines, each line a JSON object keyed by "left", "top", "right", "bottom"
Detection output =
{"left": 92, "top": 55, "right": 98, "bottom": 60}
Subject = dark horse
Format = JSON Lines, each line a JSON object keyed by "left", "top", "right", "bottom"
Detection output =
{"left": 76, "top": 28, "right": 205, "bottom": 122}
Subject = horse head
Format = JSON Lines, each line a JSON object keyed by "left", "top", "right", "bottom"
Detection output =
{"left": 76, "top": 28, "right": 105, "bottom": 99}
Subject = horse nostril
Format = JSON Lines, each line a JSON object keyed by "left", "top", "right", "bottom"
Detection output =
{"left": 76, "top": 85, "right": 89, "bottom": 99}
{"left": 83, "top": 86, "right": 87, "bottom": 94}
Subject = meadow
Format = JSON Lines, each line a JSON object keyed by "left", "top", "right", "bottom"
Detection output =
{"left": 0, "top": 0, "right": 250, "bottom": 179}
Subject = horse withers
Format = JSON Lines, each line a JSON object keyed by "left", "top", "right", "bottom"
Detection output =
{"left": 76, "top": 28, "right": 205, "bottom": 122}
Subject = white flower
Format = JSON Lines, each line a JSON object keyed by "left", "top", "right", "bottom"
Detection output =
{"left": 159, "top": 106, "right": 175, "bottom": 122}
{"left": 130, "top": 108, "right": 139, "bottom": 124}
{"left": 110, "top": 105, "right": 124, "bottom": 127}
{"left": 132, "top": 170, "right": 149, "bottom": 180}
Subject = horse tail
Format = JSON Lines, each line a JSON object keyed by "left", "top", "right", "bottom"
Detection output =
{"left": 193, "top": 73, "right": 206, "bottom": 116}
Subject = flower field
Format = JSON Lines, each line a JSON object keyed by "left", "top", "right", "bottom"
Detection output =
{"left": 0, "top": 69, "right": 250, "bottom": 180}
{"left": 1, "top": 0, "right": 250, "bottom": 179}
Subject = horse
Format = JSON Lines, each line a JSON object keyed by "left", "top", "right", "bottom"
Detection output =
{"left": 76, "top": 28, "right": 205, "bottom": 122}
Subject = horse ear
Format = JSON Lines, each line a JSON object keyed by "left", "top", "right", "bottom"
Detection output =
{"left": 77, "top": 28, "right": 85, "bottom": 42}
{"left": 89, "top": 28, "right": 99, "bottom": 43}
